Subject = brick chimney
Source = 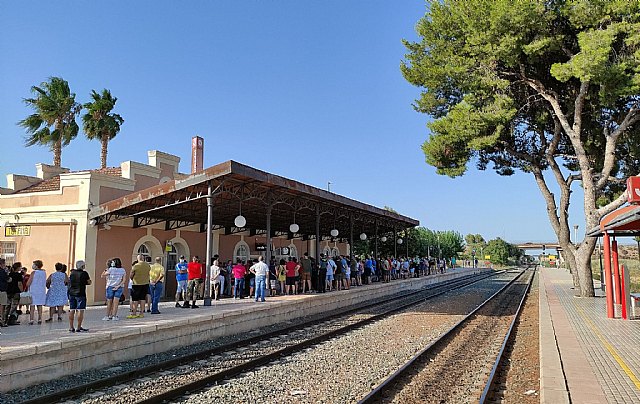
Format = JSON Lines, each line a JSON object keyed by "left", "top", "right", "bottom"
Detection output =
{"left": 191, "top": 136, "right": 204, "bottom": 174}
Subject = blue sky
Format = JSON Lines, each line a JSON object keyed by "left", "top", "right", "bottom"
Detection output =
{"left": 0, "top": 1, "right": 588, "bottom": 244}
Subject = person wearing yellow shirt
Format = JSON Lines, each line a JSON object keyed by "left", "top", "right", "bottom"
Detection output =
{"left": 128, "top": 255, "right": 151, "bottom": 318}
{"left": 149, "top": 257, "right": 165, "bottom": 314}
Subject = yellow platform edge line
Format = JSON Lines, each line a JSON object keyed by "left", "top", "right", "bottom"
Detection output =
{"left": 576, "top": 306, "right": 640, "bottom": 390}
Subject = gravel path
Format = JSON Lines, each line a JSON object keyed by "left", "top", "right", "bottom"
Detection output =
{"left": 494, "top": 270, "right": 540, "bottom": 403}
{"left": 169, "top": 271, "right": 521, "bottom": 404}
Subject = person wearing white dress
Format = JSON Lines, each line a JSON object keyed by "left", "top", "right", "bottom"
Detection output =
{"left": 26, "top": 260, "right": 47, "bottom": 325}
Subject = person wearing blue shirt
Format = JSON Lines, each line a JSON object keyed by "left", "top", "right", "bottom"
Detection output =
{"left": 364, "top": 257, "right": 373, "bottom": 285}
{"left": 175, "top": 256, "right": 189, "bottom": 308}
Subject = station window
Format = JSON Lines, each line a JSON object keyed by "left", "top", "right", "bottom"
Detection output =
{"left": 234, "top": 242, "right": 249, "bottom": 264}
{"left": 288, "top": 245, "right": 298, "bottom": 259}
{"left": 137, "top": 244, "right": 152, "bottom": 263}
{"left": 0, "top": 241, "right": 16, "bottom": 266}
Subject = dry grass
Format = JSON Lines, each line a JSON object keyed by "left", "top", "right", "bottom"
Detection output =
{"left": 592, "top": 258, "right": 640, "bottom": 293}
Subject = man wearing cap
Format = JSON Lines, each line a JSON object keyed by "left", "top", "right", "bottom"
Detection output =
{"left": 175, "top": 255, "right": 188, "bottom": 308}
{"left": 68, "top": 260, "right": 91, "bottom": 332}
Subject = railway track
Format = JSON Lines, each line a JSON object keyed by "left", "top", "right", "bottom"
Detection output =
{"left": 359, "top": 268, "right": 535, "bottom": 403}
{"left": 132, "top": 270, "right": 520, "bottom": 404}
{"left": 19, "top": 270, "right": 498, "bottom": 404}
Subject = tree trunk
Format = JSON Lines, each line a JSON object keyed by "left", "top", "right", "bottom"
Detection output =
{"left": 53, "top": 139, "right": 62, "bottom": 167}
{"left": 575, "top": 238, "right": 596, "bottom": 297}
{"left": 100, "top": 135, "right": 109, "bottom": 169}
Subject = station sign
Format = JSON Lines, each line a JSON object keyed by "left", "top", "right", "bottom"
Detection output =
{"left": 5, "top": 225, "right": 30, "bottom": 237}
{"left": 484, "top": 255, "right": 491, "bottom": 259}
{"left": 627, "top": 176, "right": 640, "bottom": 204}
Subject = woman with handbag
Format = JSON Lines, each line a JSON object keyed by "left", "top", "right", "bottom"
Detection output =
{"left": 26, "top": 260, "right": 46, "bottom": 325}
{"left": 45, "top": 263, "right": 69, "bottom": 322}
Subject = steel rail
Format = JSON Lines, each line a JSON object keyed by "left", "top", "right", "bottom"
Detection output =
{"left": 21, "top": 270, "right": 498, "bottom": 404}
{"left": 133, "top": 270, "right": 507, "bottom": 404}
{"left": 478, "top": 267, "right": 536, "bottom": 403}
{"left": 358, "top": 269, "right": 530, "bottom": 404}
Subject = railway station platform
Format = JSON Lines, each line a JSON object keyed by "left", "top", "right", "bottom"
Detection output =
{"left": 0, "top": 267, "right": 483, "bottom": 392}
{"left": 540, "top": 267, "right": 640, "bottom": 404}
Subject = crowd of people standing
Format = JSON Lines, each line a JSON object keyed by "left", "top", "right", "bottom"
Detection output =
{"left": 0, "top": 252, "right": 455, "bottom": 331}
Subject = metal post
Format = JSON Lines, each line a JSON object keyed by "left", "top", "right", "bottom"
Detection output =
{"left": 203, "top": 180, "right": 213, "bottom": 306}
{"left": 266, "top": 205, "right": 272, "bottom": 268}
{"left": 374, "top": 220, "right": 378, "bottom": 259}
{"left": 349, "top": 214, "right": 354, "bottom": 258}
{"left": 393, "top": 228, "right": 397, "bottom": 258}
{"left": 315, "top": 205, "right": 321, "bottom": 264}
{"left": 598, "top": 237, "right": 604, "bottom": 291}
{"left": 603, "top": 232, "right": 614, "bottom": 318}
{"left": 612, "top": 238, "right": 621, "bottom": 305}
{"left": 405, "top": 229, "right": 409, "bottom": 257}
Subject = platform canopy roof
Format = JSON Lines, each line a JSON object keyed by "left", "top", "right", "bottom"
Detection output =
{"left": 89, "top": 160, "right": 419, "bottom": 241}
{"left": 587, "top": 204, "right": 640, "bottom": 238}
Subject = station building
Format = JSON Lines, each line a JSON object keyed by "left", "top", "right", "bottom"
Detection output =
{"left": 0, "top": 138, "right": 418, "bottom": 304}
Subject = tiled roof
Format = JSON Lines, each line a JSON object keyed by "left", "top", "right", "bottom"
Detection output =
{"left": 13, "top": 167, "right": 122, "bottom": 194}
{"left": 14, "top": 177, "right": 61, "bottom": 194}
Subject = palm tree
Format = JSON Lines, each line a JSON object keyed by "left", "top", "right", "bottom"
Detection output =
{"left": 19, "top": 77, "right": 82, "bottom": 167}
{"left": 82, "top": 89, "right": 124, "bottom": 169}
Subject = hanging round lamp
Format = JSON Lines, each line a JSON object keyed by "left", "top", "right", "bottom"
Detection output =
{"left": 289, "top": 223, "right": 300, "bottom": 233}
{"left": 380, "top": 236, "right": 387, "bottom": 242}
{"left": 234, "top": 215, "right": 247, "bottom": 228}
{"left": 397, "top": 238, "right": 403, "bottom": 244}
{"left": 360, "top": 233, "right": 367, "bottom": 241}
{"left": 330, "top": 229, "right": 339, "bottom": 237}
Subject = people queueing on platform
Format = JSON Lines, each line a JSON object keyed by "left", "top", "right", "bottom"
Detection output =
{"left": 0, "top": 258, "right": 9, "bottom": 327}
{"left": 68, "top": 260, "right": 91, "bottom": 332}
{"left": 26, "top": 260, "right": 46, "bottom": 325}
{"left": 210, "top": 258, "right": 222, "bottom": 301}
{"left": 232, "top": 259, "right": 246, "bottom": 299}
{"left": 317, "top": 254, "right": 328, "bottom": 293}
{"left": 249, "top": 256, "right": 268, "bottom": 302}
{"left": 149, "top": 257, "right": 165, "bottom": 314}
{"left": 102, "top": 258, "right": 125, "bottom": 321}
{"left": 285, "top": 257, "right": 298, "bottom": 295}
{"left": 128, "top": 255, "right": 151, "bottom": 318}
{"left": 342, "top": 255, "right": 351, "bottom": 290}
{"left": 246, "top": 260, "right": 255, "bottom": 298}
{"left": 277, "top": 259, "right": 287, "bottom": 295}
{"left": 185, "top": 256, "right": 202, "bottom": 308}
{"left": 268, "top": 259, "right": 278, "bottom": 296}
{"left": 300, "top": 253, "right": 313, "bottom": 294}
{"left": 175, "top": 255, "right": 188, "bottom": 307}
{"left": 45, "top": 262, "right": 69, "bottom": 322}
{"left": 325, "top": 255, "right": 336, "bottom": 292}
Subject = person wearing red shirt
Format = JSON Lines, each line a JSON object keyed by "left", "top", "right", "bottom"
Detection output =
{"left": 185, "top": 256, "right": 202, "bottom": 308}
{"left": 285, "top": 257, "right": 299, "bottom": 295}
{"left": 232, "top": 260, "right": 247, "bottom": 299}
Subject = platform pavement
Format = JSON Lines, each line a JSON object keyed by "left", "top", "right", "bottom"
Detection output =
{"left": 540, "top": 267, "right": 640, "bottom": 404}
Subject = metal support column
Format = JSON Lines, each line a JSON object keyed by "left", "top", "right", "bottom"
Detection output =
{"left": 203, "top": 180, "right": 213, "bottom": 306}
{"left": 315, "top": 205, "right": 321, "bottom": 264}
{"left": 612, "top": 238, "right": 621, "bottom": 305}
{"left": 266, "top": 205, "right": 272, "bottom": 266}
{"left": 393, "top": 228, "right": 397, "bottom": 258}
{"left": 374, "top": 220, "right": 378, "bottom": 259}
{"left": 349, "top": 214, "right": 354, "bottom": 258}
{"left": 603, "top": 232, "right": 614, "bottom": 318}
{"left": 406, "top": 229, "right": 409, "bottom": 257}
